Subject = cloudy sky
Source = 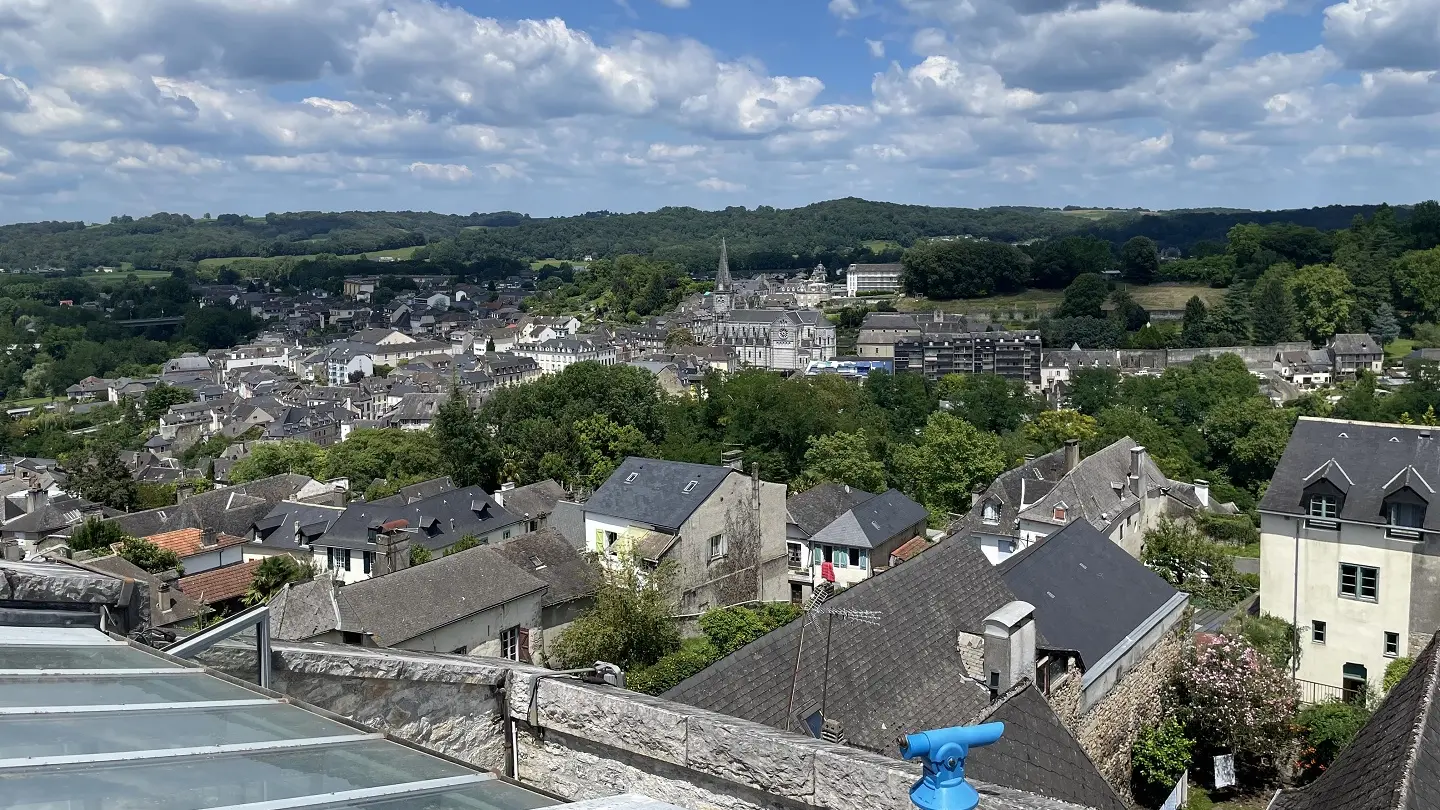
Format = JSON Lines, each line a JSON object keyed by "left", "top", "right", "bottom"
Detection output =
{"left": 0, "top": 0, "right": 1436, "bottom": 222}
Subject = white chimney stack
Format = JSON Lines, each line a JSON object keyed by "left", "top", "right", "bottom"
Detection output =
{"left": 983, "top": 601, "right": 1037, "bottom": 697}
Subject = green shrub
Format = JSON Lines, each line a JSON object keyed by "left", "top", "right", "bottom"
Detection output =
{"left": 1236, "top": 613, "right": 1298, "bottom": 671}
{"left": 1384, "top": 657, "right": 1414, "bottom": 692}
{"left": 627, "top": 638, "right": 718, "bottom": 695}
{"left": 1194, "top": 512, "right": 1259, "bottom": 547}
{"left": 1295, "top": 700, "right": 1370, "bottom": 784}
{"left": 1131, "top": 717, "right": 1193, "bottom": 805}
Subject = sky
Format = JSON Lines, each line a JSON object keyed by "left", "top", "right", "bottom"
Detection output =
{"left": 0, "top": 0, "right": 1437, "bottom": 223}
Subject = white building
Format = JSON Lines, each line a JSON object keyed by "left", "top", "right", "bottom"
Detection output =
{"left": 845, "top": 263, "right": 904, "bottom": 297}
{"left": 512, "top": 338, "right": 618, "bottom": 375}
{"left": 1260, "top": 417, "right": 1440, "bottom": 700}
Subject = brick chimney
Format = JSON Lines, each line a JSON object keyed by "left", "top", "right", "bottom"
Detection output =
{"left": 1063, "top": 439, "right": 1080, "bottom": 474}
{"left": 983, "top": 601, "right": 1037, "bottom": 698}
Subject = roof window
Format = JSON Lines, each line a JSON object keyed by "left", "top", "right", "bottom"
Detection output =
{"left": 683, "top": 480, "right": 698, "bottom": 493}
{"left": 624, "top": 472, "right": 638, "bottom": 484}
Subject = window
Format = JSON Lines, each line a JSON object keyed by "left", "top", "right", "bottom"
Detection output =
{"left": 1308, "top": 493, "right": 1338, "bottom": 523}
{"left": 341, "top": 631, "right": 363, "bottom": 645}
{"left": 790, "top": 583, "right": 804, "bottom": 606}
{"left": 502, "top": 529, "right": 511, "bottom": 540}
{"left": 998, "top": 538, "right": 1016, "bottom": 555}
{"left": 341, "top": 548, "right": 352, "bottom": 572}
{"left": 683, "top": 480, "right": 698, "bottom": 494}
{"left": 605, "top": 530, "right": 618, "bottom": 548}
{"left": 362, "top": 551, "right": 372, "bottom": 575}
{"left": 1340, "top": 563, "right": 1379, "bottom": 601}
{"left": 848, "top": 548, "right": 861, "bottom": 568}
{"left": 788, "top": 543, "right": 804, "bottom": 569}
{"left": 1385, "top": 632, "right": 1400, "bottom": 657}
{"left": 501, "top": 626, "right": 520, "bottom": 662}
{"left": 709, "top": 534, "right": 727, "bottom": 560}
{"left": 1388, "top": 501, "right": 1425, "bottom": 529}
{"left": 624, "top": 472, "right": 638, "bottom": 484}
{"left": 326, "top": 547, "right": 336, "bottom": 570}
{"left": 1053, "top": 505, "right": 1067, "bottom": 522}
{"left": 832, "top": 546, "right": 847, "bottom": 568}
{"left": 982, "top": 502, "right": 1000, "bottom": 524}
{"left": 1343, "top": 663, "right": 1368, "bottom": 705}
{"left": 1312, "top": 620, "right": 1326, "bottom": 644}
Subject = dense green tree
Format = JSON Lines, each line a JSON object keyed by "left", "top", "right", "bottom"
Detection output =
{"left": 1252, "top": 269, "right": 1299, "bottom": 344}
{"left": 1023, "top": 410, "right": 1098, "bottom": 452}
{"left": 1410, "top": 200, "right": 1440, "bottom": 250}
{"left": 573, "top": 414, "right": 654, "bottom": 490}
{"left": 1202, "top": 397, "right": 1297, "bottom": 490}
{"left": 69, "top": 518, "right": 132, "bottom": 552}
{"left": 793, "top": 430, "right": 886, "bottom": 493}
{"left": 862, "top": 371, "right": 935, "bottom": 439}
{"left": 1068, "top": 367, "right": 1121, "bottom": 415}
{"left": 1180, "top": 296, "right": 1211, "bottom": 348}
{"left": 433, "top": 390, "right": 501, "bottom": 490}
{"left": 550, "top": 556, "right": 674, "bottom": 672}
{"left": 1043, "top": 316, "right": 1126, "bottom": 349}
{"left": 1056, "top": 273, "right": 1110, "bottom": 319}
{"left": 444, "top": 535, "right": 487, "bottom": 556}
{"left": 243, "top": 555, "right": 316, "bottom": 605}
{"left": 1289, "top": 263, "right": 1357, "bottom": 343}
{"left": 1027, "top": 235, "right": 1115, "bottom": 288}
{"left": 142, "top": 383, "right": 196, "bottom": 421}
{"left": 1108, "top": 289, "right": 1149, "bottom": 332}
{"left": 1295, "top": 701, "right": 1371, "bottom": 785}
{"left": 1396, "top": 247, "right": 1440, "bottom": 322}
{"left": 1209, "top": 283, "right": 1254, "bottom": 345}
{"left": 229, "top": 440, "right": 328, "bottom": 482}
{"left": 63, "top": 442, "right": 139, "bottom": 511}
{"left": 901, "top": 239, "right": 1031, "bottom": 299}
{"left": 935, "top": 373, "right": 1037, "bottom": 433}
{"left": 889, "top": 412, "right": 1006, "bottom": 521}
{"left": 1120, "top": 236, "right": 1160, "bottom": 284}
{"left": 118, "top": 536, "right": 182, "bottom": 574}
{"left": 325, "top": 428, "right": 441, "bottom": 487}
{"left": 1373, "top": 302, "right": 1400, "bottom": 346}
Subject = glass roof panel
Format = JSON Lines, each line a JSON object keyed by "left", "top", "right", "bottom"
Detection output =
{"left": 1, "top": 740, "right": 474, "bottom": 810}
{"left": 0, "top": 644, "right": 182, "bottom": 670}
{"left": 336, "top": 780, "right": 559, "bottom": 810}
{"left": 0, "top": 702, "right": 361, "bottom": 758}
{"left": 0, "top": 673, "right": 257, "bottom": 708}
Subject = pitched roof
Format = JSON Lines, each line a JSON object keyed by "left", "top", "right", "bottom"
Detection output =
{"left": 334, "top": 545, "right": 547, "bottom": 645}
{"left": 177, "top": 559, "right": 263, "bottom": 604}
{"left": 495, "top": 528, "right": 597, "bottom": 608}
{"left": 953, "top": 448, "right": 1070, "bottom": 540}
{"left": 106, "top": 474, "right": 319, "bottom": 539}
{"left": 807, "top": 488, "right": 926, "bottom": 550}
{"left": 320, "top": 485, "right": 519, "bottom": 553}
{"left": 1271, "top": 631, "right": 1440, "bottom": 810}
{"left": 497, "top": 479, "right": 567, "bottom": 521}
{"left": 85, "top": 554, "right": 206, "bottom": 627}
{"left": 998, "top": 519, "right": 1181, "bottom": 668}
{"left": 1017, "top": 438, "right": 1199, "bottom": 532}
{"left": 1260, "top": 418, "right": 1440, "bottom": 532}
{"left": 268, "top": 578, "right": 342, "bottom": 641}
{"left": 585, "top": 457, "right": 733, "bottom": 532}
{"left": 665, "top": 537, "right": 1014, "bottom": 754}
{"left": 889, "top": 536, "right": 932, "bottom": 562}
{"left": 1331, "top": 333, "right": 1382, "bottom": 355}
{"left": 969, "top": 682, "right": 1127, "bottom": 810}
{"left": 143, "top": 528, "right": 246, "bottom": 558}
{"left": 786, "top": 483, "right": 874, "bottom": 537}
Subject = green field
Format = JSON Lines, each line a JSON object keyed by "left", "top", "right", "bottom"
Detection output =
{"left": 1386, "top": 338, "right": 1416, "bottom": 362}
{"left": 1, "top": 396, "right": 57, "bottom": 410}
{"left": 861, "top": 240, "right": 902, "bottom": 253}
{"left": 530, "top": 258, "right": 589, "bottom": 271}
{"left": 197, "top": 245, "right": 422, "bottom": 270}
{"left": 81, "top": 268, "right": 170, "bottom": 282}
{"left": 899, "top": 284, "right": 1224, "bottom": 315}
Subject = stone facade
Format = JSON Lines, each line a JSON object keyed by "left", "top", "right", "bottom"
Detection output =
{"left": 1045, "top": 618, "right": 1188, "bottom": 804}
{"left": 209, "top": 641, "right": 1100, "bottom": 810}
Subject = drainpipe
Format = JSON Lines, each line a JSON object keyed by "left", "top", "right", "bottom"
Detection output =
{"left": 1291, "top": 518, "right": 1300, "bottom": 680}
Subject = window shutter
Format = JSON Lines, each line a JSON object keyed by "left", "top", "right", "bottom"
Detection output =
{"left": 517, "top": 627, "right": 532, "bottom": 663}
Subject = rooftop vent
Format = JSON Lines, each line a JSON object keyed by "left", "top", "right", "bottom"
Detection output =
{"left": 683, "top": 480, "right": 698, "bottom": 493}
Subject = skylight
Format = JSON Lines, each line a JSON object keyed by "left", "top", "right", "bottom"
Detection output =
{"left": 683, "top": 481, "right": 698, "bottom": 493}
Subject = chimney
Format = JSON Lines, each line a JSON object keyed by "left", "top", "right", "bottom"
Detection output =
{"left": 176, "top": 482, "right": 195, "bottom": 503}
{"left": 201, "top": 528, "right": 218, "bottom": 548}
{"left": 979, "top": 599, "right": 1036, "bottom": 694}
{"left": 983, "top": 601, "right": 1037, "bottom": 698}
{"left": 1129, "top": 446, "right": 1146, "bottom": 498}
{"left": 1063, "top": 439, "right": 1080, "bottom": 474}
{"left": 24, "top": 484, "right": 45, "bottom": 515}
{"left": 1194, "top": 479, "right": 1210, "bottom": 508}
{"left": 373, "top": 530, "right": 412, "bottom": 577}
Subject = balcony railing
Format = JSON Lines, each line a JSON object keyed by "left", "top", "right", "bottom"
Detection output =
{"left": 1295, "top": 679, "right": 1351, "bottom": 705}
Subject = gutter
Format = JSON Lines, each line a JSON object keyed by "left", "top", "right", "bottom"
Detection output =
{"left": 1081, "top": 590, "right": 1189, "bottom": 691}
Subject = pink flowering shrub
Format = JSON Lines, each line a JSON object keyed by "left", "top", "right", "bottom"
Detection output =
{"left": 1169, "top": 633, "right": 1298, "bottom": 788}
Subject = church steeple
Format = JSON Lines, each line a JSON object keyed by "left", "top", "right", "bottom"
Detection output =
{"left": 713, "top": 236, "right": 733, "bottom": 319}
{"left": 716, "top": 237, "right": 732, "bottom": 292}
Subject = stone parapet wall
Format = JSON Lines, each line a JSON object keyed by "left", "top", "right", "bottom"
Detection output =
{"left": 209, "top": 640, "right": 1099, "bottom": 810}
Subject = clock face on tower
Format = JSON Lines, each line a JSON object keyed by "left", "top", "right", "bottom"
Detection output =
{"left": 778, "top": 328, "right": 790, "bottom": 341}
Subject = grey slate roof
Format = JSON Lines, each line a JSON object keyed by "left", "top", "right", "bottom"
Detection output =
{"left": 955, "top": 448, "right": 1070, "bottom": 539}
{"left": 320, "top": 485, "right": 520, "bottom": 553}
{"left": 105, "top": 474, "right": 317, "bottom": 539}
{"left": 251, "top": 501, "right": 345, "bottom": 549}
{"left": 1259, "top": 418, "right": 1440, "bottom": 531}
{"left": 818, "top": 488, "right": 927, "bottom": 550}
{"left": 1271, "top": 629, "right": 1440, "bottom": 810}
{"left": 1331, "top": 333, "right": 1382, "bottom": 356}
{"left": 969, "top": 683, "right": 1127, "bottom": 810}
{"left": 335, "top": 545, "right": 546, "bottom": 645}
{"left": 858, "top": 312, "right": 920, "bottom": 330}
{"left": 498, "top": 479, "right": 567, "bottom": 522}
{"left": 786, "top": 483, "right": 874, "bottom": 537}
{"left": 585, "top": 457, "right": 733, "bottom": 532}
{"left": 268, "top": 578, "right": 343, "bottom": 642}
{"left": 998, "top": 519, "right": 1181, "bottom": 668}
{"left": 85, "top": 554, "right": 206, "bottom": 628}
{"left": 549, "top": 500, "right": 586, "bottom": 550}
{"left": 496, "top": 528, "right": 597, "bottom": 608}
{"left": 1017, "top": 439, "right": 1201, "bottom": 533}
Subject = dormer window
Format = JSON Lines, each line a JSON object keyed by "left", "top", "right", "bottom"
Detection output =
{"left": 1388, "top": 502, "right": 1425, "bottom": 528}
{"left": 1053, "top": 505, "right": 1068, "bottom": 522}
{"left": 1308, "top": 494, "right": 1338, "bottom": 520}
{"left": 982, "top": 501, "right": 1000, "bottom": 524}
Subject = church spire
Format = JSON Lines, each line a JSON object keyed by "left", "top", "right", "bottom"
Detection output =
{"left": 716, "top": 237, "right": 732, "bottom": 292}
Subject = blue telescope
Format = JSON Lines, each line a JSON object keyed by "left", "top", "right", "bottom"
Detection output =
{"left": 899, "top": 722, "right": 1005, "bottom": 810}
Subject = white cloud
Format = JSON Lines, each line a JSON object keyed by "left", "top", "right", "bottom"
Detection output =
{"left": 409, "top": 162, "right": 473, "bottom": 183}
{"left": 1324, "top": 0, "right": 1440, "bottom": 70}
{"left": 698, "top": 177, "right": 745, "bottom": 191}
{"left": 829, "top": 0, "right": 861, "bottom": 19}
{"left": 866, "top": 39, "right": 886, "bottom": 58}
{"left": 655, "top": 0, "right": 691, "bottom": 7}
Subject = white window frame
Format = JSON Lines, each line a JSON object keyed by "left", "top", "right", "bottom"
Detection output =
{"left": 709, "top": 534, "right": 727, "bottom": 560}
{"left": 500, "top": 626, "right": 520, "bottom": 662}
{"left": 981, "top": 502, "right": 1000, "bottom": 525}
{"left": 1312, "top": 620, "right": 1326, "bottom": 644}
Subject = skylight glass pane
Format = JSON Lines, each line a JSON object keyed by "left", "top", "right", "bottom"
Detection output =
{"left": 0, "top": 673, "right": 256, "bottom": 708}
{"left": 0, "top": 644, "right": 179, "bottom": 670}
{"left": 1, "top": 740, "right": 473, "bottom": 810}
{"left": 337, "top": 781, "right": 558, "bottom": 810}
{"left": 0, "top": 702, "right": 359, "bottom": 758}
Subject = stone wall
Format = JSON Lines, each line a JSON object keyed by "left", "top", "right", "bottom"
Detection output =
{"left": 1046, "top": 615, "right": 1188, "bottom": 804}
{"left": 209, "top": 640, "right": 1099, "bottom": 810}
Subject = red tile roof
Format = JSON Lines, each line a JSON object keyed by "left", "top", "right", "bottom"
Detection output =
{"left": 890, "top": 536, "right": 932, "bottom": 563}
{"left": 144, "top": 528, "right": 247, "bottom": 558}
{"left": 177, "top": 559, "right": 263, "bottom": 604}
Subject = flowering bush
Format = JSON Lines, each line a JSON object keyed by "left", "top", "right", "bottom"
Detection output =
{"left": 1170, "top": 634, "right": 1297, "bottom": 788}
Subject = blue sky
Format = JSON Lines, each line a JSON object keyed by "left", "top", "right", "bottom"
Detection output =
{"left": 0, "top": 0, "right": 1437, "bottom": 223}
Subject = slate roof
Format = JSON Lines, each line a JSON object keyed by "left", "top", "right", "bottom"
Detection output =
{"left": 1331, "top": 333, "right": 1382, "bottom": 356}
{"left": 498, "top": 479, "right": 567, "bottom": 521}
{"left": 334, "top": 545, "right": 547, "bottom": 645}
{"left": 786, "top": 483, "right": 874, "bottom": 537}
{"left": 1260, "top": 418, "right": 1440, "bottom": 531}
{"left": 1271, "top": 630, "right": 1440, "bottom": 810}
{"left": 496, "top": 528, "right": 597, "bottom": 608}
{"left": 268, "top": 578, "right": 342, "bottom": 641}
{"left": 177, "top": 559, "right": 263, "bottom": 604}
{"left": 106, "top": 474, "right": 318, "bottom": 539}
{"left": 1017, "top": 439, "right": 1202, "bottom": 534}
{"left": 807, "top": 488, "right": 928, "bottom": 550}
{"left": 857, "top": 312, "right": 919, "bottom": 330}
{"left": 969, "top": 682, "right": 1127, "bottom": 810}
{"left": 85, "top": 554, "right": 206, "bottom": 627}
{"left": 320, "top": 485, "right": 520, "bottom": 553}
{"left": 666, "top": 537, "right": 1013, "bottom": 754}
{"left": 954, "top": 448, "right": 1070, "bottom": 540}
{"left": 251, "top": 501, "right": 345, "bottom": 549}
{"left": 998, "top": 519, "right": 1181, "bottom": 668}
{"left": 585, "top": 457, "right": 733, "bottom": 532}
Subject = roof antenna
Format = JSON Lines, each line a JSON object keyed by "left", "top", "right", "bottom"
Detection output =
{"left": 899, "top": 723, "right": 1006, "bottom": 810}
